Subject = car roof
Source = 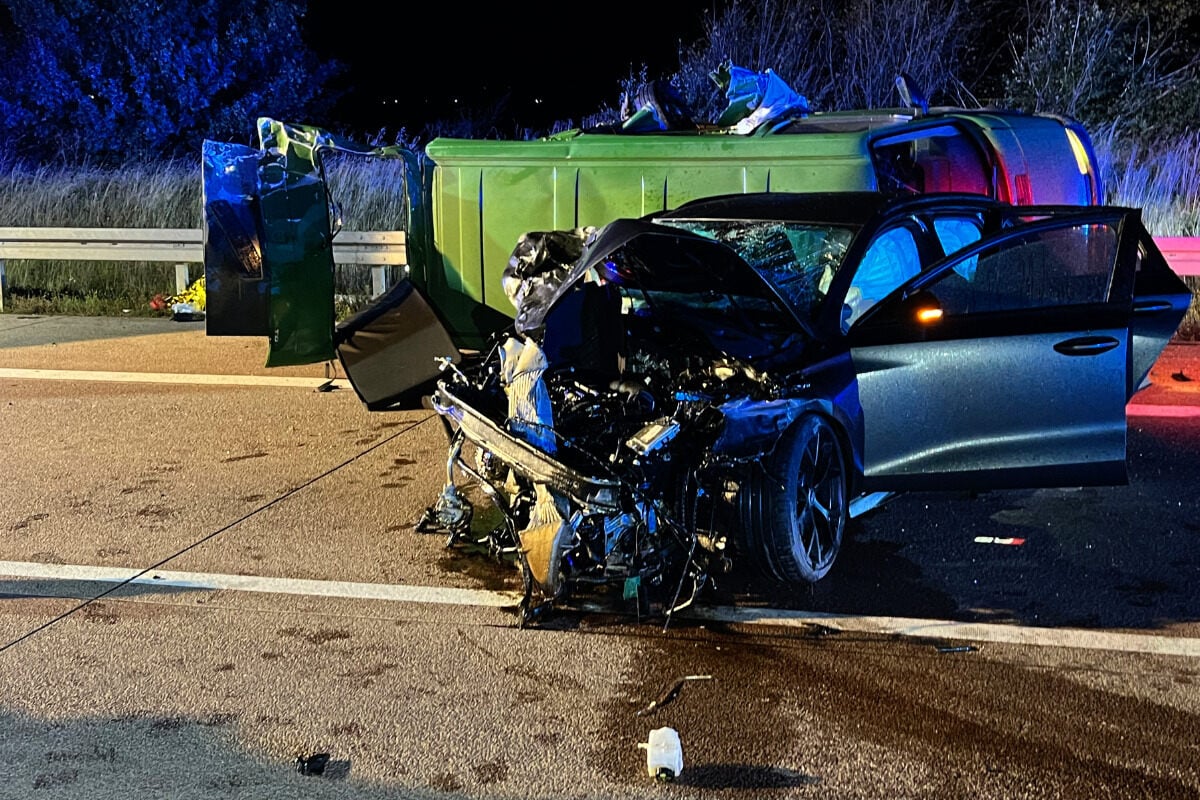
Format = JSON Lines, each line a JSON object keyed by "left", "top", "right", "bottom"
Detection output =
{"left": 653, "top": 191, "right": 1004, "bottom": 227}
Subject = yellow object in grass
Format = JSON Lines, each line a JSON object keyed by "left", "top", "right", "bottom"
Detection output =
{"left": 170, "top": 276, "right": 206, "bottom": 311}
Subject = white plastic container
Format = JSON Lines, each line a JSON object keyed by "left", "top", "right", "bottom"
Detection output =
{"left": 639, "top": 726, "right": 684, "bottom": 782}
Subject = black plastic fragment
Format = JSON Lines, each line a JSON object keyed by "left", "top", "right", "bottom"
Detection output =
{"left": 296, "top": 752, "right": 331, "bottom": 776}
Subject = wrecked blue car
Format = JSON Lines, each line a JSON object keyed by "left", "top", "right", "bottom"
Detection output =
{"left": 413, "top": 192, "right": 1189, "bottom": 622}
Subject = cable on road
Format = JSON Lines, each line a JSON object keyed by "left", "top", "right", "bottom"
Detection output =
{"left": 0, "top": 414, "right": 438, "bottom": 654}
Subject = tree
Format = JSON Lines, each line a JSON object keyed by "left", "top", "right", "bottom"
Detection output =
{"left": 1004, "top": 0, "right": 1200, "bottom": 143}
{"left": 0, "top": 0, "right": 343, "bottom": 164}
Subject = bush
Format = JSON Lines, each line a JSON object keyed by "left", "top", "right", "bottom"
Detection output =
{"left": 1004, "top": 0, "right": 1200, "bottom": 145}
{"left": 668, "top": 0, "right": 975, "bottom": 119}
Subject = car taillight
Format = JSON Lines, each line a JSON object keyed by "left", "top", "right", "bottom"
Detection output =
{"left": 1014, "top": 174, "right": 1034, "bottom": 206}
{"left": 1064, "top": 126, "right": 1102, "bottom": 203}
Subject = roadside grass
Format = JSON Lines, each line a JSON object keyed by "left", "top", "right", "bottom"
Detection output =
{"left": 1, "top": 133, "right": 1197, "bottom": 338}
{"left": 1093, "top": 127, "right": 1200, "bottom": 237}
{"left": 0, "top": 155, "right": 407, "bottom": 316}
{"left": 1091, "top": 127, "right": 1200, "bottom": 341}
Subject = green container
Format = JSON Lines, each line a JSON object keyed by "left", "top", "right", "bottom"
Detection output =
{"left": 423, "top": 129, "right": 877, "bottom": 341}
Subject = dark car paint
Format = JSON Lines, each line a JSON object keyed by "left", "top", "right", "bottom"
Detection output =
{"left": 641, "top": 195, "right": 1173, "bottom": 492}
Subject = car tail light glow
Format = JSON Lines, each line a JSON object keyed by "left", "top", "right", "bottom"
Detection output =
{"left": 1014, "top": 174, "right": 1034, "bottom": 206}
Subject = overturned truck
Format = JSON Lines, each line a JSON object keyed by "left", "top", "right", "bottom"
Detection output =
{"left": 203, "top": 72, "right": 1166, "bottom": 623}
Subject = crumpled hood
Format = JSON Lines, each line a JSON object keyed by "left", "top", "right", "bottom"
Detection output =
{"left": 509, "top": 219, "right": 799, "bottom": 336}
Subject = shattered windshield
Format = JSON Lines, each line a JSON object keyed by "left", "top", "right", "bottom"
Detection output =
{"left": 656, "top": 220, "right": 856, "bottom": 321}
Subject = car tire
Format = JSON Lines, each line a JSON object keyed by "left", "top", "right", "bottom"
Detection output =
{"left": 743, "top": 413, "right": 848, "bottom": 584}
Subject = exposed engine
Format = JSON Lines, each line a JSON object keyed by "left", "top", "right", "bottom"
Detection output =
{"left": 418, "top": 227, "right": 792, "bottom": 625}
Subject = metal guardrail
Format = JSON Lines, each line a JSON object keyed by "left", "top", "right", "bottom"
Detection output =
{"left": 0, "top": 227, "right": 407, "bottom": 313}
{"left": 0, "top": 227, "right": 1194, "bottom": 315}
{"left": 1153, "top": 238, "right": 1200, "bottom": 280}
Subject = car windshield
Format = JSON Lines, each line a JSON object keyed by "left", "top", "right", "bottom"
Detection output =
{"left": 655, "top": 219, "right": 856, "bottom": 321}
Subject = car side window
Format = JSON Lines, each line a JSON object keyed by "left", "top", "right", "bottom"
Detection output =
{"left": 932, "top": 216, "right": 983, "bottom": 279}
{"left": 923, "top": 223, "right": 1118, "bottom": 315}
{"left": 871, "top": 126, "right": 991, "bottom": 196}
{"left": 844, "top": 226, "right": 921, "bottom": 329}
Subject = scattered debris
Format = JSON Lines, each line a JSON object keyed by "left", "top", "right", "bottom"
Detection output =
{"left": 973, "top": 536, "right": 1026, "bottom": 546}
{"left": 316, "top": 361, "right": 341, "bottom": 393}
{"left": 1172, "top": 370, "right": 1192, "bottom": 382}
{"left": 636, "top": 674, "right": 713, "bottom": 717}
{"left": 803, "top": 623, "right": 840, "bottom": 638}
{"left": 171, "top": 302, "right": 204, "bottom": 322}
{"left": 295, "top": 752, "right": 330, "bottom": 776}
{"left": 638, "top": 727, "right": 683, "bottom": 783}
{"left": 936, "top": 644, "right": 978, "bottom": 654}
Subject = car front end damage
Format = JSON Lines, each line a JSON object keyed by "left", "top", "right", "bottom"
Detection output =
{"left": 415, "top": 224, "right": 842, "bottom": 624}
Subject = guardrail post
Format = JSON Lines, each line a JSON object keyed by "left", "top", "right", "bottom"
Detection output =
{"left": 175, "top": 263, "right": 190, "bottom": 295}
{"left": 371, "top": 266, "right": 388, "bottom": 297}
{"left": 0, "top": 258, "right": 6, "bottom": 313}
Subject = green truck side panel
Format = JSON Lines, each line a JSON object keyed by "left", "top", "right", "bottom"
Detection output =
{"left": 422, "top": 132, "right": 876, "bottom": 341}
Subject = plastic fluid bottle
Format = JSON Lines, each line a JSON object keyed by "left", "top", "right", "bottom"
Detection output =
{"left": 639, "top": 726, "right": 684, "bottom": 782}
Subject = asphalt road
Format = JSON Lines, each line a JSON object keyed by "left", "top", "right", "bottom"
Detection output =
{"left": 1, "top": 315, "right": 1198, "bottom": 799}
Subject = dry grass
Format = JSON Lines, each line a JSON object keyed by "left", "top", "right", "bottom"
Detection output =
{"left": 1091, "top": 127, "right": 1200, "bottom": 340}
{"left": 1, "top": 136, "right": 1196, "bottom": 336}
{"left": 0, "top": 154, "right": 409, "bottom": 315}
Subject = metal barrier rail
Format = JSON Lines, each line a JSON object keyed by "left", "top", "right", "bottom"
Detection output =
{"left": 0, "top": 227, "right": 1194, "bottom": 315}
{"left": 0, "top": 227, "right": 407, "bottom": 312}
{"left": 1153, "top": 238, "right": 1200, "bottom": 280}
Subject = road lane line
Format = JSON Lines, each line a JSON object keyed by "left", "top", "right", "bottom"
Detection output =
{"left": 0, "top": 367, "right": 351, "bottom": 390}
{"left": 1126, "top": 403, "right": 1200, "bottom": 418}
{"left": 2, "top": 560, "right": 1198, "bottom": 656}
{"left": 687, "top": 606, "right": 1200, "bottom": 657}
{"left": 0, "top": 561, "right": 519, "bottom": 608}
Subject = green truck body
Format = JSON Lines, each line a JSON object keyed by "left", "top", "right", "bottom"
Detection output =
{"left": 202, "top": 105, "right": 1102, "bottom": 370}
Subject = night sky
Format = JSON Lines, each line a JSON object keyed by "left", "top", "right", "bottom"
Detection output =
{"left": 305, "top": 1, "right": 722, "bottom": 136}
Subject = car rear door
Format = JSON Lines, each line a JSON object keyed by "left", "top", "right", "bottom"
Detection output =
{"left": 846, "top": 209, "right": 1142, "bottom": 492}
{"left": 1125, "top": 227, "right": 1192, "bottom": 396}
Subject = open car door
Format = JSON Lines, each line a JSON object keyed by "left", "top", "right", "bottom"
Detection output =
{"left": 846, "top": 207, "right": 1184, "bottom": 491}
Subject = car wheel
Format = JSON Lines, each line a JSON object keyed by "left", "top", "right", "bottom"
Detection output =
{"left": 743, "top": 414, "right": 847, "bottom": 584}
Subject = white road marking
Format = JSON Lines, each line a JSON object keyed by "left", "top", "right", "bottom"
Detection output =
{"left": 688, "top": 607, "right": 1200, "bottom": 657}
{"left": 2, "top": 560, "right": 1197, "bottom": 657}
{"left": 0, "top": 367, "right": 351, "bottom": 390}
{"left": 0, "top": 561, "right": 519, "bottom": 608}
{"left": 1127, "top": 403, "right": 1200, "bottom": 418}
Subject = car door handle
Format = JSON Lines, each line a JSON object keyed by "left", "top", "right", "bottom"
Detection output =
{"left": 1053, "top": 336, "right": 1120, "bottom": 356}
{"left": 1133, "top": 300, "right": 1173, "bottom": 315}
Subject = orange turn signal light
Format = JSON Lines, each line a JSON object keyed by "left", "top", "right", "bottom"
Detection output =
{"left": 916, "top": 307, "right": 943, "bottom": 324}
